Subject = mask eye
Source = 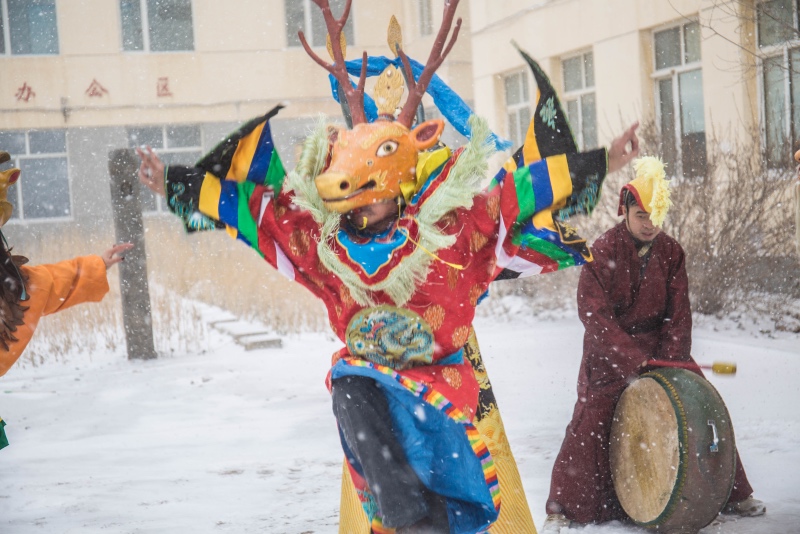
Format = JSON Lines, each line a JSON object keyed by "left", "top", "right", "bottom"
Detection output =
{"left": 376, "top": 140, "right": 399, "bottom": 157}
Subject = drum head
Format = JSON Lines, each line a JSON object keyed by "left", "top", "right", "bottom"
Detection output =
{"left": 611, "top": 377, "right": 680, "bottom": 523}
{"left": 612, "top": 369, "right": 737, "bottom": 532}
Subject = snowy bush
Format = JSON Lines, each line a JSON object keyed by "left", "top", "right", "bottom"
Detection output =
{"left": 482, "top": 123, "right": 800, "bottom": 332}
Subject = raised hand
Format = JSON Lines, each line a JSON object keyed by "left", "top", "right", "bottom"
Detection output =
{"left": 135, "top": 146, "right": 166, "bottom": 197}
{"left": 607, "top": 122, "right": 640, "bottom": 174}
{"left": 101, "top": 243, "right": 134, "bottom": 269}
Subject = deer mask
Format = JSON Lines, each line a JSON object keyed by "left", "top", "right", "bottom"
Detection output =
{"left": 299, "top": 0, "right": 461, "bottom": 214}
{"left": 315, "top": 119, "right": 444, "bottom": 213}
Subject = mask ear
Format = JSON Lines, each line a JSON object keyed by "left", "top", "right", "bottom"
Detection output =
{"left": 410, "top": 120, "right": 445, "bottom": 151}
{"left": 326, "top": 125, "right": 340, "bottom": 146}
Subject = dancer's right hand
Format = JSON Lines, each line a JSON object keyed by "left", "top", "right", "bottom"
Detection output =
{"left": 135, "top": 146, "right": 166, "bottom": 197}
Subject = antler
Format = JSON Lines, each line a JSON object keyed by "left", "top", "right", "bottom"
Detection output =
{"left": 396, "top": 0, "right": 462, "bottom": 128}
{"left": 298, "top": 0, "right": 368, "bottom": 126}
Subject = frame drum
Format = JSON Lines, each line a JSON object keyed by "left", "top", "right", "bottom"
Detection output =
{"left": 610, "top": 368, "right": 736, "bottom": 533}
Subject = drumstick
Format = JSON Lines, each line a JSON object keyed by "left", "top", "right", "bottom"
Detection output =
{"left": 646, "top": 359, "right": 737, "bottom": 375}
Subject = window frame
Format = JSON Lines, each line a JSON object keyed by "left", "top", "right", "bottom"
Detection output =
{"left": 503, "top": 69, "right": 532, "bottom": 149}
{"left": 0, "top": 0, "right": 60, "bottom": 57}
{"left": 0, "top": 0, "right": 7, "bottom": 55}
{"left": 2, "top": 129, "right": 73, "bottom": 224}
{"left": 119, "top": 0, "right": 196, "bottom": 54}
{"left": 126, "top": 124, "right": 203, "bottom": 215}
{"left": 756, "top": 0, "right": 800, "bottom": 168}
{"left": 651, "top": 20, "right": 705, "bottom": 178}
{"left": 419, "top": 0, "right": 433, "bottom": 37}
{"left": 284, "top": 0, "right": 355, "bottom": 48}
{"left": 561, "top": 49, "right": 597, "bottom": 150}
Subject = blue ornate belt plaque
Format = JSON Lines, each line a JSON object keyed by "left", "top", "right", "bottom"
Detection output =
{"left": 345, "top": 306, "right": 434, "bottom": 370}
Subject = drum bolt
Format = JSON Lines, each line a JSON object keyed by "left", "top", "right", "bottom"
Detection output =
{"left": 707, "top": 420, "right": 720, "bottom": 453}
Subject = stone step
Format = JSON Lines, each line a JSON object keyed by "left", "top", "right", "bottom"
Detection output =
{"left": 208, "top": 317, "right": 282, "bottom": 351}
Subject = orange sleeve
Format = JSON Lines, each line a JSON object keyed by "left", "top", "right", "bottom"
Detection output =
{"left": 0, "top": 255, "right": 110, "bottom": 377}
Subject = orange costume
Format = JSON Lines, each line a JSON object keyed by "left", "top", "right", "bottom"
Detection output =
{"left": 0, "top": 148, "right": 112, "bottom": 449}
{"left": 0, "top": 255, "right": 109, "bottom": 377}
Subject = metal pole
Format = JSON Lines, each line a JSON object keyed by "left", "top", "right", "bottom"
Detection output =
{"left": 108, "top": 148, "right": 157, "bottom": 360}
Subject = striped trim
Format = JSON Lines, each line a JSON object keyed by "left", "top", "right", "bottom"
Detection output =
{"left": 200, "top": 177, "right": 263, "bottom": 257}
{"left": 245, "top": 122, "right": 277, "bottom": 185}
{"left": 546, "top": 154, "right": 572, "bottom": 208}
{"left": 236, "top": 181, "right": 259, "bottom": 254}
{"left": 527, "top": 161, "right": 554, "bottom": 211}
{"left": 224, "top": 119, "right": 286, "bottom": 190}
{"left": 199, "top": 172, "right": 222, "bottom": 219}
{"left": 370, "top": 517, "right": 393, "bottom": 534}
{"left": 512, "top": 166, "right": 537, "bottom": 226}
{"left": 217, "top": 181, "right": 239, "bottom": 227}
{"left": 521, "top": 89, "right": 543, "bottom": 163}
{"left": 511, "top": 155, "right": 574, "bottom": 226}
{"left": 228, "top": 121, "right": 265, "bottom": 181}
{"left": 494, "top": 212, "right": 512, "bottom": 269}
{"left": 258, "top": 192, "right": 272, "bottom": 226}
{"left": 264, "top": 149, "right": 286, "bottom": 190}
{"left": 274, "top": 240, "right": 296, "bottom": 280}
{"left": 516, "top": 224, "right": 582, "bottom": 267}
{"left": 341, "top": 358, "right": 502, "bottom": 512}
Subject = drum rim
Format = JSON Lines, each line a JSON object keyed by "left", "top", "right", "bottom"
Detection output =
{"left": 630, "top": 370, "right": 690, "bottom": 527}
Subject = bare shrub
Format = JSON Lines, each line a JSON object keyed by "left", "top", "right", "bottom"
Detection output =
{"left": 483, "top": 124, "right": 800, "bottom": 332}
{"left": 11, "top": 220, "right": 327, "bottom": 367}
{"left": 19, "top": 294, "right": 123, "bottom": 367}
{"left": 142, "top": 217, "right": 327, "bottom": 333}
{"left": 19, "top": 282, "right": 214, "bottom": 367}
{"left": 640, "top": 123, "right": 800, "bottom": 328}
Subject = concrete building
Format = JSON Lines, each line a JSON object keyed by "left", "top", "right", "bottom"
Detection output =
{"left": 470, "top": 0, "right": 798, "bottom": 176}
{"left": 1, "top": 0, "right": 795, "bottom": 296}
{"left": 0, "top": 0, "right": 473, "bottom": 244}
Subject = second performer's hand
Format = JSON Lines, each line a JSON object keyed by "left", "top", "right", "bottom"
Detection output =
{"left": 101, "top": 243, "right": 134, "bottom": 270}
{"left": 135, "top": 146, "right": 166, "bottom": 197}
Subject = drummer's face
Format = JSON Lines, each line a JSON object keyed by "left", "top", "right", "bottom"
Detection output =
{"left": 624, "top": 204, "right": 661, "bottom": 243}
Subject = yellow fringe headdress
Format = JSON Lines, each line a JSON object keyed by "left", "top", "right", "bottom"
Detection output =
{"left": 617, "top": 156, "right": 672, "bottom": 227}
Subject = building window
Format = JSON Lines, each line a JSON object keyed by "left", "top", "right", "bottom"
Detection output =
{"left": 562, "top": 51, "right": 597, "bottom": 150}
{"left": 758, "top": 0, "right": 800, "bottom": 168}
{"left": 653, "top": 21, "right": 707, "bottom": 178}
{"left": 419, "top": 0, "right": 433, "bottom": 37}
{"left": 0, "top": 0, "right": 59, "bottom": 55}
{"left": 285, "top": 0, "right": 354, "bottom": 48}
{"left": 120, "top": 0, "right": 194, "bottom": 52}
{"left": 0, "top": 130, "right": 70, "bottom": 221}
{"left": 127, "top": 125, "right": 202, "bottom": 213}
{"left": 504, "top": 71, "right": 531, "bottom": 149}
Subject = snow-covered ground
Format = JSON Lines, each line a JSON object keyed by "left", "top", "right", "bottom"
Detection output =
{"left": 1, "top": 314, "right": 798, "bottom": 533}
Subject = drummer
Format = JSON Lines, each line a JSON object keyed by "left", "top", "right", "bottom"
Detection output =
{"left": 542, "top": 157, "right": 765, "bottom": 532}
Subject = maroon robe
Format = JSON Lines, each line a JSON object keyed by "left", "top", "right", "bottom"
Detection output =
{"left": 546, "top": 222, "right": 753, "bottom": 523}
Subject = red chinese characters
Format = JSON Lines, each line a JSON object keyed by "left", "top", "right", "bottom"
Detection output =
{"left": 157, "top": 77, "right": 173, "bottom": 97}
{"left": 85, "top": 79, "right": 109, "bottom": 98}
{"left": 15, "top": 83, "right": 35, "bottom": 103}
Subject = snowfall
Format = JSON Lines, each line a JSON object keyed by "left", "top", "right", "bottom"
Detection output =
{"left": 1, "top": 308, "right": 798, "bottom": 534}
